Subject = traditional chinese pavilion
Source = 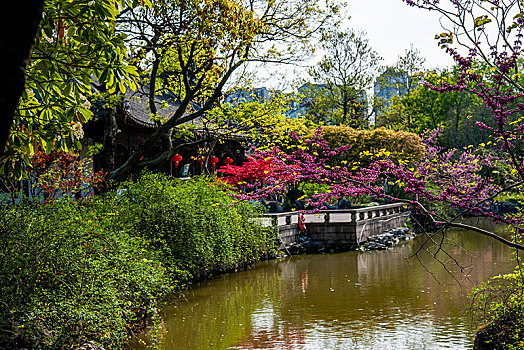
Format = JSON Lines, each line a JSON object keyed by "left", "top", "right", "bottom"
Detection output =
{"left": 84, "top": 88, "right": 246, "bottom": 177}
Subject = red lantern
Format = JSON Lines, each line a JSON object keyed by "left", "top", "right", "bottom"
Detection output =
{"left": 209, "top": 156, "right": 219, "bottom": 168}
{"left": 171, "top": 154, "right": 182, "bottom": 167}
{"left": 224, "top": 157, "right": 233, "bottom": 165}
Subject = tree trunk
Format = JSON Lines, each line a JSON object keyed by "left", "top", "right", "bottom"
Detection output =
{"left": 0, "top": 1, "right": 44, "bottom": 156}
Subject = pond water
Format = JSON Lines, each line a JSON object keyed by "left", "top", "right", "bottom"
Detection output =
{"left": 148, "top": 221, "right": 517, "bottom": 349}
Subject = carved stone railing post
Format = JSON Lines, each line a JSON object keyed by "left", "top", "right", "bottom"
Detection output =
{"left": 351, "top": 212, "right": 357, "bottom": 223}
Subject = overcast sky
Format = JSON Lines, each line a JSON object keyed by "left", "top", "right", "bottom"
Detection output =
{"left": 345, "top": 0, "right": 455, "bottom": 70}
{"left": 256, "top": 0, "right": 457, "bottom": 89}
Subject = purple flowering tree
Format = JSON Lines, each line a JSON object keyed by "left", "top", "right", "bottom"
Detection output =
{"left": 221, "top": 2, "right": 524, "bottom": 344}
{"left": 220, "top": 0, "right": 524, "bottom": 251}
{"left": 221, "top": 126, "right": 524, "bottom": 250}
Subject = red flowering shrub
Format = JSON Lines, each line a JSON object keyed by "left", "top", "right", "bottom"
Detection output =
{"left": 30, "top": 151, "right": 105, "bottom": 200}
{"left": 219, "top": 156, "right": 290, "bottom": 187}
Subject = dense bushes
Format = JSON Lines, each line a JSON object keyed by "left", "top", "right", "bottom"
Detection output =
{"left": 0, "top": 173, "right": 276, "bottom": 349}
{"left": 115, "top": 173, "right": 276, "bottom": 281}
{"left": 257, "top": 121, "right": 425, "bottom": 168}
{"left": 264, "top": 125, "right": 425, "bottom": 168}
{"left": 0, "top": 198, "right": 170, "bottom": 349}
{"left": 321, "top": 126, "right": 425, "bottom": 166}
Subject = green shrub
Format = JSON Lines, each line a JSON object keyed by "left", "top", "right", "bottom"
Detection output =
{"left": 115, "top": 173, "right": 277, "bottom": 281}
{"left": 268, "top": 125, "right": 426, "bottom": 168}
{"left": 0, "top": 172, "right": 276, "bottom": 349}
{"left": 0, "top": 198, "right": 170, "bottom": 349}
{"left": 472, "top": 268, "right": 524, "bottom": 349}
{"left": 321, "top": 126, "right": 426, "bottom": 167}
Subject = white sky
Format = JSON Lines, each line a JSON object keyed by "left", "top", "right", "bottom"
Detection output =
{"left": 256, "top": 0, "right": 457, "bottom": 90}
{"left": 345, "top": 0, "right": 455, "bottom": 70}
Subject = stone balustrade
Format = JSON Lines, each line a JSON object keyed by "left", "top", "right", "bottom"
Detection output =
{"left": 260, "top": 203, "right": 411, "bottom": 246}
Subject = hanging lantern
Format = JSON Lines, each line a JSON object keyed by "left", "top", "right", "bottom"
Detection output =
{"left": 171, "top": 154, "right": 182, "bottom": 167}
{"left": 223, "top": 157, "right": 233, "bottom": 165}
{"left": 209, "top": 156, "right": 219, "bottom": 168}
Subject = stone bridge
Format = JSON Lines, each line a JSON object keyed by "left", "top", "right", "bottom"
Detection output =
{"left": 259, "top": 203, "right": 411, "bottom": 247}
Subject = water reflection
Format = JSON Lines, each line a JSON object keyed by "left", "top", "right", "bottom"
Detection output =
{"left": 156, "top": 225, "right": 516, "bottom": 350}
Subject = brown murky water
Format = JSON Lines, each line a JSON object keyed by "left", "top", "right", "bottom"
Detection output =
{"left": 153, "top": 222, "right": 517, "bottom": 349}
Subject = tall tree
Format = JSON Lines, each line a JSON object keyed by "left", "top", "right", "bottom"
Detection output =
{"left": 106, "top": 0, "right": 336, "bottom": 181}
{"left": 393, "top": 44, "right": 425, "bottom": 97}
{"left": 374, "top": 45, "right": 425, "bottom": 122}
{"left": 402, "top": 0, "right": 524, "bottom": 179}
{"left": 305, "top": 28, "right": 382, "bottom": 127}
{"left": 0, "top": 0, "right": 335, "bottom": 181}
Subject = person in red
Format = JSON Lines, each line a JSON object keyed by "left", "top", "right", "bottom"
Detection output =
{"left": 298, "top": 213, "right": 307, "bottom": 236}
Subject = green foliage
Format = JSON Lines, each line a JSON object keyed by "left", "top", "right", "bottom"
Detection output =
{"left": 376, "top": 83, "right": 447, "bottom": 132}
{"left": 472, "top": 266, "right": 524, "bottom": 349}
{"left": 116, "top": 173, "right": 277, "bottom": 280}
{"left": 496, "top": 192, "right": 524, "bottom": 204}
{"left": 206, "top": 91, "right": 298, "bottom": 146}
{"left": 108, "top": 0, "right": 336, "bottom": 181}
{"left": 320, "top": 125, "right": 426, "bottom": 167}
{"left": 0, "top": 173, "right": 276, "bottom": 349}
{"left": 137, "top": 0, "right": 266, "bottom": 111}
{"left": 305, "top": 27, "right": 381, "bottom": 126}
{"left": 376, "top": 66, "right": 499, "bottom": 149}
{"left": 2, "top": 0, "right": 144, "bottom": 179}
{"left": 3, "top": 0, "right": 336, "bottom": 182}
{"left": 257, "top": 116, "right": 317, "bottom": 150}
{"left": 0, "top": 197, "right": 170, "bottom": 349}
{"left": 262, "top": 124, "right": 425, "bottom": 170}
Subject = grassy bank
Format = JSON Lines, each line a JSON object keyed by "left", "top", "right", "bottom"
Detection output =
{"left": 0, "top": 173, "right": 277, "bottom": 349}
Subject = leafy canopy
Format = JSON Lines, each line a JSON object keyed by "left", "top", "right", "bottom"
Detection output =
{"left": 2, "top": 0, "right": 146, "bottom": 179}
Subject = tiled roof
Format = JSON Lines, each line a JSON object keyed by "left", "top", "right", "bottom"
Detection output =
{"left": 122, "top": 87, "right": 178, "bottom": 128}
{"left": 121, "top": 86, "right": 205, "bottom": 128}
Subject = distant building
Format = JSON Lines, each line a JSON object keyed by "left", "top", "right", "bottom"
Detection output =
{"left": 224, "top": 85, "right": 313, "bottom": 119}
{"left": 223, "top": 84, "right": 368, "bottom": 124}
{"left": 287, "top": 83, "right": 368, "bottom": 125}
{"left": 285, "top": 104, "right": 308, "bottom": 119}
{"left": 374, "top": 69, "right": 408, "bottom": 110}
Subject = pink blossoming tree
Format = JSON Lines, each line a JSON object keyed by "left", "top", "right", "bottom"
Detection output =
{"left": 220, "top": 0, "right": 524, "bottom": 252}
